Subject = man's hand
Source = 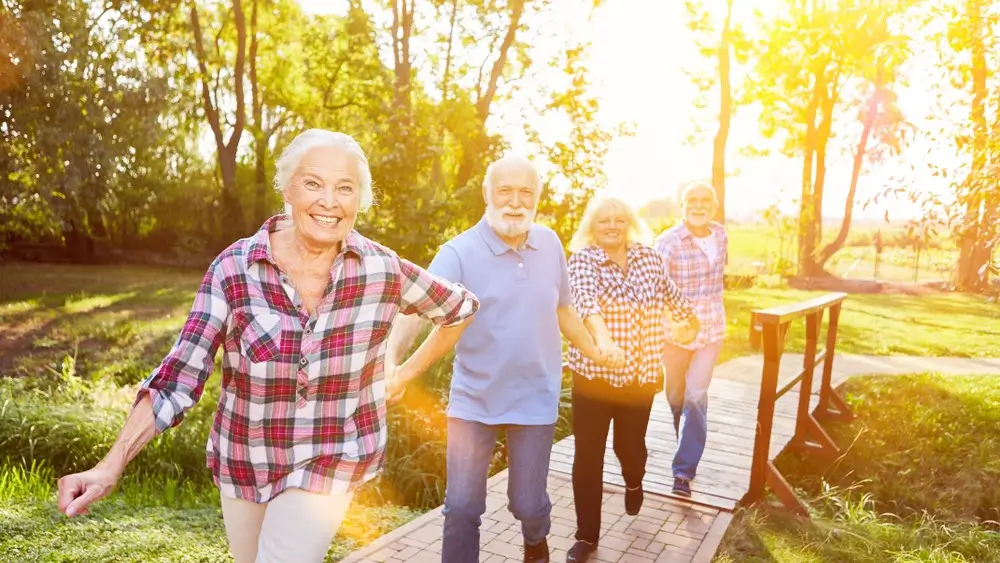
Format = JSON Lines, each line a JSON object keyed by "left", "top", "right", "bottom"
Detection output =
{"left": 57, "top": 463, "right": 121, "bottom": 517}
{"left": 671, "top": 315, "right": 701, "bottom": 345}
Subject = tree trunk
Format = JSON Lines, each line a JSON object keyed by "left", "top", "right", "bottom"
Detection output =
{"left": 813, "top": 78, "right": 837, "bottom": 245}
{"left": 432, "top": 0, "right": 460, "bottom": 188}
{"left": 454, "top": 0, "right": 525, "bottom": 198}
{"left": 956, "top": 0, "right": 989, "bottom": 291}
{"left": 798, "top": 66, "right": 822, "bottom": 276}
{"left": 249, "top": 0, "right": 268, "bottom": 226}
{"left": 711, "top": 0, "right": 733, "bottom": 224}
{"left": 190, "top": 0, "right": 248, "bottom": 242}
{"left": 391, "top": 0, "right": 414, "bottom": 116}
{"left": 816, "top": 65, "right": 882, "bottom": 268}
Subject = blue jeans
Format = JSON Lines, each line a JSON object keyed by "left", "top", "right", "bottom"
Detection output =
{"left": 663, "top": 341, "right": 722, "bottom": 480}
{"left": 441, "top": 417, "right": 555, "bottom": 563}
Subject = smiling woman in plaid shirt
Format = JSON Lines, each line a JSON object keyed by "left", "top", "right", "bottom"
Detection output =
{"left": 563, "top": 196, "right": 699, "bottom": 563}
{"left": 55, "top": 129, "right": 479, "bottom": 563}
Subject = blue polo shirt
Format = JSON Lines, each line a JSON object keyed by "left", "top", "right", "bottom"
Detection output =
{"left": 428, "top": 217, "right": 571, "bottom": 425}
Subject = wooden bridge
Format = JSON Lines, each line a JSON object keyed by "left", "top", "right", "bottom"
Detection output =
{"left": 342, "top": 293, "right": 852, "bottom": 562}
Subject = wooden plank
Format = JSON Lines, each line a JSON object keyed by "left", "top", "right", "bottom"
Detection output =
{"left": 692, "top": 511, "right": 735, "bottom": 563}
{"left": 753, "top": 292, "right": 847, "bottom": 325}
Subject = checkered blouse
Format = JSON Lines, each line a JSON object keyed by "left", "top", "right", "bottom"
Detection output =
{"left": 135, "top": 216, "right": 479, "bottom": 502}
{"left": 567, "top": 243, "right": 695, "bottom": 387}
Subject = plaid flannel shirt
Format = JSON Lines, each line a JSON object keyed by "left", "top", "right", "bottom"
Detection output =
{"left": 567, "top": 243, "right": 695, "bottom": 388}
{"left": 654, "top": 222, "right": 728, "bottom": 350}
{"left": 136, "top": 216, "right": 479, "bottom": 502}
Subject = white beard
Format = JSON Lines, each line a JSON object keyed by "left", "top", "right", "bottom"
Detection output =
{"left": 486, "top": 204, "right": 535, "bottom": 238}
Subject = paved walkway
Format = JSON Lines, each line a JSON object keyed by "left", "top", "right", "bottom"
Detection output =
{"left": 340, "top": 354, "right": 1000, "bottom": 562}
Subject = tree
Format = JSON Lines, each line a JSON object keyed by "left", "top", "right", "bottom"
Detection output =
{"left": 950, "top": 0, "right": 999, "bottom": 290}
{"left": 189, "top": 0, "right": 249, "bottom": 242}
{"left": 529, "top": 43, "right": 630, "bottom": 244}
{"left": 684, "top": 0, "right": 749, "bottom": 224}
{"left": 749, "top": 0, "right": 915, "bottom": 276}
{"left": 0, "top": 0, "right": 172, "bottom": 257}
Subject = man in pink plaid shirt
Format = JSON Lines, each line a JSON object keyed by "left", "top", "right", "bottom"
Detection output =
{"left": 654, "top": 182, "right": 728, "bottom": 499}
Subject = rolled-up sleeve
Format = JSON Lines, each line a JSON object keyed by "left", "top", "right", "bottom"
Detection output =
{"left": 134, "top": 259, "right": 230, "bottom": 434}
{"left": 399, "top": 255, "right": 479, "bottom": 326}
{"left": 568, "top": 252, "right": 602, "bottom": 318}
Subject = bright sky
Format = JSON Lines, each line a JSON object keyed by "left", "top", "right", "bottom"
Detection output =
{"left": 299, "top": 0, "right": 960, "bottom": 221}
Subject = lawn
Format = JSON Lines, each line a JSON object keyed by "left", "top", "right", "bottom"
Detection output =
{"left": 1, "top": 259, "right": 997, "bottom": 562}
{"left": 714, "top": 373, "right": 1000, "bottom": 562}
{"left": 2, "top": 261, "right": 997, "bottom": 382}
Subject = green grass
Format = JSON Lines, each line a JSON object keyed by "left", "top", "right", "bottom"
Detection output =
{"left": 0, "top": 460, "right": 421, "bottom": 563}
{"left": 714, "top": 373, "right": 1000, "bottom": 562}
{"left": 3, "top": 261, "right": 996, "bottom": 381}
{"left": 723, "top": 222, "right": 959, "bottom": 283}
{"left": 720, "top": 288, "right": 1000, "bottom": 362}
{"left": 1, "top": 258, "right": 997, "bottom": 561}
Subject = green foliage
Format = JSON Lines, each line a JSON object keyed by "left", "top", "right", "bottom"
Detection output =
{"left": 2, "top": 0, "right": 621, "bottom": 266}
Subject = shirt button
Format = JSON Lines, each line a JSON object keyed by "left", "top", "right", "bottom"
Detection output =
{"left": 518, "top": 262, "right": 524, "bottom": 268}
{"left": 299, "top": 357, "right": 308, "bottom": 366}
{"left": 304, "top": 326, "right": 312, "bottom": 335}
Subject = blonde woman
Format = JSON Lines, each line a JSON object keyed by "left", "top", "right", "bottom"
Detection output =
{"left": 564, "top": 196, "right": 699, "bottom": 562}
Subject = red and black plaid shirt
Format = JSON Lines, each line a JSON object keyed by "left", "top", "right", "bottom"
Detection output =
{"left": 567, "top": 243, "right": 694, "bottom": 387}
{"left": 136, "top": 216, "right": 479, "bottom": 502}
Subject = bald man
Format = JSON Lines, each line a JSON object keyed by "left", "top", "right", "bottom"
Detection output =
{"left": 386, "top": 154, "right": 606, "bottom": 563}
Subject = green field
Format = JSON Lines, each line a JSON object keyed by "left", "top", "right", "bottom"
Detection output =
{"left": 722, "top": 222, "right": 958, "bottom": 283}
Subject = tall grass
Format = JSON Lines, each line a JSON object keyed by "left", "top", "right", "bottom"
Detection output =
{"left": 715, "top": 374, "right": 1000, "bottom": 563}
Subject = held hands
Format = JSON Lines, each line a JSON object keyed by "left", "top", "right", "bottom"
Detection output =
{"left": 57, "top": 462, "right": 121, "bottom": 517}
{"left": 670, "top": 315, "right": 701, "bottom": 345}
{"left": 593, "top": 338, "right": 627, "bottom": 371}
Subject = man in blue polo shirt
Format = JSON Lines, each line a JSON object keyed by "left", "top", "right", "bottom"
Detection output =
{"left": 386, "top": 154, "right": 610, "bottom": 563}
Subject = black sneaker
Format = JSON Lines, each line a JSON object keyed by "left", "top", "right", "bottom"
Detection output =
{"left": 524, "top": 538, "right": 549, "bottom": 563}
{"left": 566, "top": 540, "right": 597, "bottom": 562}
{"left": 672, "top": 477, "right": 692, "bottom": 498}
{"left": 625, "top": 485, "right": 644, "bottom": 515}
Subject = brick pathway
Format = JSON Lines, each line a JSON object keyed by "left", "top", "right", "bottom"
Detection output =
{"left": 340, "top": 353, "right": 998, "bottom": 562}
{"left": 340, "top": 470, "right": 732, "bottom": 563}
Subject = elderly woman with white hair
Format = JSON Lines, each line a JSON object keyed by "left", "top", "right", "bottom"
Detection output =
{"left": 55, "top": 129, "right": 480, "bottom": 563}
{"left": 563, "top": 196, "right": 699, "bottom": 562}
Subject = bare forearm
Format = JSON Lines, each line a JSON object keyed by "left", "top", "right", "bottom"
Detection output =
{"left": 583, "top": 314, "right": 615, "bottom": 346}
{"left": 99, "top": 395, "right": 157, "bottom": 477}
{"left": 558, "top": 306, "right": 600, "bottom": 357}
{"left": 385, "top": 313, "right": 427, "bottom": 366}
{"left": 398, "top": 318, "right": 470, "bottom": 384}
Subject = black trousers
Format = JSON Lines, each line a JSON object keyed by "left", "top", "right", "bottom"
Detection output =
{"left": 571, "top": 371, "right": 656, "bottom": 543}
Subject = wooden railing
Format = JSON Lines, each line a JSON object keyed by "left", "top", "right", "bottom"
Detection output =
{"left": 741, "top": 292, "right": 854, "bottom": 516}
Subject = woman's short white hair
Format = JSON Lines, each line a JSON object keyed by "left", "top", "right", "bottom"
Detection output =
{"left": 273, "top": 129, "right": 374, "bottom": 212}
{"left": 568, "top": 196, "right": 653, "bottom": 254}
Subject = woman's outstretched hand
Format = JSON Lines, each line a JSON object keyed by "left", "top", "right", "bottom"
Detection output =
{"left": 57, "top": 463, "right": 121, "bottom": 517}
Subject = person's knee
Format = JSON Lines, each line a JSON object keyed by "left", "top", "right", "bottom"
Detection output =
{"left": 685, "top": 386, "right": 709, "bottom": 408}
{"left": 443, "top": 484, "right": 487, "bottom": 522}
{"left": 508, "top": 488, "right": 551, "bottom": 521}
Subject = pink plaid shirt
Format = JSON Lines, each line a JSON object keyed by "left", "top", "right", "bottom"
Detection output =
{"left": 567, "top": 243, "right": 695, "bottom": 387}
{"left": 136, "top": 216, "right": 479, "bottom": 502}
{"left": 654, "top": 222, "right": 728, "bottom": 350}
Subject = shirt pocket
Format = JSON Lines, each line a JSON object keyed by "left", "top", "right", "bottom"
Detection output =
{"left": 232, "top": 306, "right": 282, "bottom": 364}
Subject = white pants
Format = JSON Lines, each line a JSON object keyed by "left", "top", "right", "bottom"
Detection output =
{"left": 220, "top": 488, "right": 354, "bottom": 563}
